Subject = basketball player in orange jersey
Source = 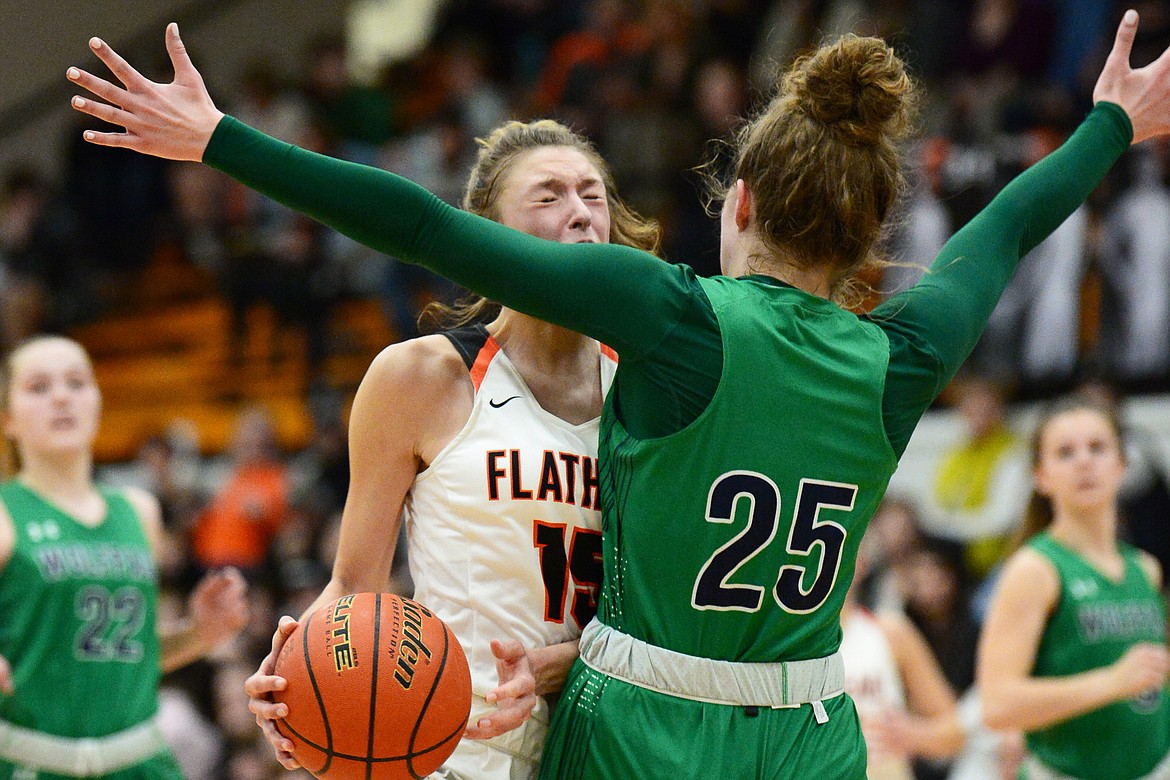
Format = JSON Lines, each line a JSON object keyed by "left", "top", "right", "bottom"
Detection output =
{"left": 242, "top": 120, "right": 660, "bottom": 780}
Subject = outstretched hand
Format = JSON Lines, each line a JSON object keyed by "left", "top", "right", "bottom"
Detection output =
{"left": 188, "top": 566, "right": 249, "bottom": 648}
{"left": 1093, "top": 9, "right": 1170, "bottom": 145}
{"left": 67, "top": 22, "right": 223, "bottom": 161}
{"left": 464, "top": 639, "right": 537, "bottom": 740}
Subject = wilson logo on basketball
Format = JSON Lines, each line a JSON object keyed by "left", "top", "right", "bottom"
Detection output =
{"left": 330, "top": 594, "right": 358, "bottom": 673}
{"left": 393, "top": 599, "right": 433, "bottom": 689}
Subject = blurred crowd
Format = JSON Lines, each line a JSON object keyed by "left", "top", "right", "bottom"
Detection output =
{"left": 2, "top": 0, "right": 1170, "bottom": 777}
{"left": 3, "top": 0, "right": 1170, "bottom": 390}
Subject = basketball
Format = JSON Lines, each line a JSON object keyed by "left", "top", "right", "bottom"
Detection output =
{"left": 273, "top": 593, "right": 472, "bottom": 780}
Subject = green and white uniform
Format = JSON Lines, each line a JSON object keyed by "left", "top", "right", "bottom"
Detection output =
{"left": 1021, "top": 534, "right": 1170, "bottom": 780}
{"left": 203, "top": 102, "right": 1134, "bottom": 779}
{"left": 0, "top": 481, "right": 180, "bottom": 780}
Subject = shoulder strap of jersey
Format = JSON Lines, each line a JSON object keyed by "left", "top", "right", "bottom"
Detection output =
{"left": 441, "top": 323, "right": 500, "bottom": 393}
{"left": 442, "top": 323, "right": 491, "bottom": 369}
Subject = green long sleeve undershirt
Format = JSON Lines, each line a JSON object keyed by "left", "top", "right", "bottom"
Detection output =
{"left": 205, "top": 103, "right": 1132, "bottom": 454}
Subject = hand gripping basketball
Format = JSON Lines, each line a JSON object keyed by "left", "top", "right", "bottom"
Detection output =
{"left": 273, "top": 593, "right": 472, "bottom": 780}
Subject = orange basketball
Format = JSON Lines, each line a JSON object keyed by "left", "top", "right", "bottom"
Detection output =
{"left": 273, "top": 593, "right": 472, "bottom": 780}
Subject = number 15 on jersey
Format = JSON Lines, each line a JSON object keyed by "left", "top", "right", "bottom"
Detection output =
{"left": 534, "top": 521, "right": 602, "bottom": 628}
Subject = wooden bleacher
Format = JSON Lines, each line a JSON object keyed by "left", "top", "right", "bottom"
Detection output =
{"left": 71, "top": 254, "right": 397, "bottom": 463}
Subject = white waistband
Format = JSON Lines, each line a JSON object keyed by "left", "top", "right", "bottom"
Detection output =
{"left": 0, "top": 717, "right": 167, "bottom": 777}
{"left": 579, "top": 618, "right": 845, "bottom": 708}
{"left": 1024, "top": 747, "right": 1170, "bottom": 780}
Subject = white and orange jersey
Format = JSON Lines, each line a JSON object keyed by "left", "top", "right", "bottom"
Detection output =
{"left": 404, "top": 324, "right": 617, "bottom": 698}
{"left": 841, "top": 607, "right": 913, "bottom": 780}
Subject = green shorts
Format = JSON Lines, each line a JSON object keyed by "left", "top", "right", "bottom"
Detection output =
{"left": 538, "top": 660, "right": 867, "bottom": 780}
{"left": 0, "top": 751, "right": 184, "bottom": 780}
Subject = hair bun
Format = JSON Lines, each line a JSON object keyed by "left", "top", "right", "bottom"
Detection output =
{"left": 785, "top": 34, "right": 913, "bottom": 146}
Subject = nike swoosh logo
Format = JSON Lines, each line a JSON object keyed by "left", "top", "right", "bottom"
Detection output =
{"left": 489, "top": 395, "right": 522, "bottom": 408}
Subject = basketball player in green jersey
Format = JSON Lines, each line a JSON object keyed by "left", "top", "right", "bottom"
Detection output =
{"left": 66, "top": 9, "right": 1170, "bottom": 778}
{"left": 979, "top": 397, "right": 1170, "bottom": 780}
{"left": 0, "top": 336, "right": 249, "bottom": 779}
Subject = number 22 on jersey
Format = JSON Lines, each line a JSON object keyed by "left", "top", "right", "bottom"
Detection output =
{"left": 534, "top": 521, "right": 602, "bottom": 628}
{"left": 692, "top": 471, "right": 856, "bottom": 614}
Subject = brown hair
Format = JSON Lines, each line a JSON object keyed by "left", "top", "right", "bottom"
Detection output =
{"left": 421, "top": 119, "right": 661, "bottom": 329}
{"left": 0, "top": 335, "right": 96, "bottom": 478}
{"left": 725, "top": 34, "right": 916, "bottom": 306}
{"left": 1012, "top": 395, "right": 1126, "bottom": 550}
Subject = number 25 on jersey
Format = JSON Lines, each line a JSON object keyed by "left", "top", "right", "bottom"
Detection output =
{"left": 692, "top": 471, "right": 856, "bottom": 614}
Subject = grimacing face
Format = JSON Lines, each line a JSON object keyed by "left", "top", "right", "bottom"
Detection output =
{"left": 3, "top": 339, "right": 101, "bottom": 459}
{"left": 492, "top": 146, "right": 611, "bottom": 245}
{"left": 1033, "top": 409, "right": 1126, "bottom": 516}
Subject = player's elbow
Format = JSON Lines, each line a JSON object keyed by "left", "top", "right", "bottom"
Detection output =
{"left": 979, "top": 690, "right": 1020, "bottom": 731}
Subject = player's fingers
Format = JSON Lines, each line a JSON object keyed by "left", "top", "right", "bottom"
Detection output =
{"left": 276, "top": 752, "right": 301, "bottom": 770}
{"left": 464, "top": 715, "right": 509, "bottom": 740}
{"left": 465, "top": 695, "right": 536, "bottom": 738}
{"left": 486, "top": 676, "right": 535, "bottom": 703}
{"left": 70, "top": 94, "right": 134, "bottom": 132}
{"left": 489, "top": 638, "right": 525, "bottom": 662}
{"left": 248, "top": 694, "right": 289, "bottom": 721}
{"left": 257, "top": 719, "right": 300, "bottom": 768}
{"left": 271, "top": 616, "right": 298, "bottom": 654}
{"left": 164, "top": 23, "right": 202, "bottom": 84}
{"left": 199, "top": 571, "right": 247, "bottom": 606}
{"left": 87, "top": 37, "right": 150, "bottom": 91}
{"left": 193, "top": 570, "right": 225, "bottom": 597}
{"left": 65, "top": 67, "right": 130, "bottom": 108}
{"left": 1102, "top": 10, "right": 1139, "bottom": 80}
{"left": 79, "top": 129, "right": 139, "bottom": 149}
{"left": 243, "top": 672, "right": 287, "bottom": 700}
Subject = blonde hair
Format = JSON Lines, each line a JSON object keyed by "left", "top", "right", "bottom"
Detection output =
{"left": 421, "top": 119, "right": 661, "bottom": 329}
{"left": 724, "top": 34, "right": 917, "bottom": 307}
{"left": 1, "top": 335, "right": 95, "bottom": 478}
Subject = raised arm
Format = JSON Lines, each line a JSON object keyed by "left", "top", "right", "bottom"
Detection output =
{"left": 67, "top": 24, "right": 690, "bottom": 361}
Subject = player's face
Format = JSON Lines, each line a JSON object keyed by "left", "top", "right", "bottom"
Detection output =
{"left": 494, "top": 147, "right": 611, "bottom": 245}
{"left": 1034, "top": 409, "right": 1125, "bottom": 516}
{"left": 3, "top": 340, "right": 101, "bottom": 458}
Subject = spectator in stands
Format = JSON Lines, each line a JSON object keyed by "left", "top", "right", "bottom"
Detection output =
{"left": 302, "top": 34, "right": 394, "bottom": 162}
{"left": 1098, "top": 145, "right": 1170, "bottom": 385}
{"left": 923, "top": 375, "right": 1029, "bottom": 582}
{"left": 190, "top": 405, "right": 290, "bottom": 582}
{"left": 63, "top": 111, "right": 174, "bottom": 301}
{"left": 858, "top": 494, "right": 928, "bottom": 615}
{"left": 0, "top": 168, "right": 85, "bottom": 350}
{"left": 904, "top": 536, "right": 981, "bottom": 698}
{"left": 977, "top": 122, "right": 1092, "bottom": 388}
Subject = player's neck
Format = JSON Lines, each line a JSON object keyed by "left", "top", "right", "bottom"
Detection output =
{"left": 727, "top": 237, "right": 834, "bottom": 298}
{"left": 488, "top": 309, "right": 603, "bottom": 424}
{"left": 489, "top": 309, "right": 594, "bottom": 364}
{"left": 1048, "top": 510, "right": 1120, "bottom": 556}
{"left": 17, "top": 454, "right": 96, "bottom": 503}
